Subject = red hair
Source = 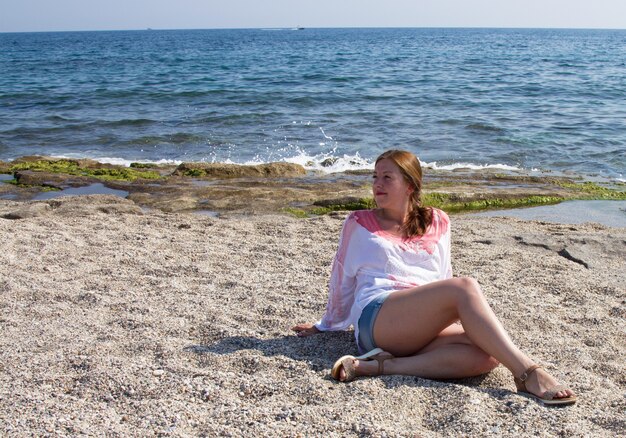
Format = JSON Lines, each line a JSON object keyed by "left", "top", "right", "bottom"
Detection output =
{"left": 375, "top": 149, "right": 433, "bottom": 238}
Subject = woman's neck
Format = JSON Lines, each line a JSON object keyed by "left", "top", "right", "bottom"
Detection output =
{"left": 375, "top": 207, "right": 409, "bottom": 236}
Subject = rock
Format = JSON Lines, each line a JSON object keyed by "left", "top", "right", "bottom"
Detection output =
{"left": 514, "top": 233, "right": 626, "bottom": 271}
{"left": 15, "top": 170, "right": 95, "bottom": 189}
{"left": 313, "top": 196, "right": 364, "bottom": 207}
{"left": 46, "top": 195, "right": 143, "bottom": 217}
{"left": 320, "top": 158, "right": 338, "bottom": 167}
{"left": 12, "top": 155, "right": 111, "bottom": 170}
{"left": 173, "top": 162, "right": 306, "bottom": 178}
{"left": 9, "top": 155, "right": 52, "bottom": 164}
{"left": 128, "top": 193, "right": 198, "bottom": 212}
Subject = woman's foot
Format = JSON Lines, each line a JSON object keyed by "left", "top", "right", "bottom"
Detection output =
{"left": 515, "top": 365, "right": 576, "bottom": 405}
{"left": 332, "top": 350, "right": 394, "bottom": 382}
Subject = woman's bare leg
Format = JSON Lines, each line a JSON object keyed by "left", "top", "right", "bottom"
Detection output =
{"left": 357, "top": 324, "right": 499, "bottom": 379}
{"left": 357, "top": 277, "right": 573, "bottom": 399}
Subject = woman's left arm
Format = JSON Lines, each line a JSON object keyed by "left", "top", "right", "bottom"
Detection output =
{"left": 439, "top": 210, "right": 453, "bottom": 279}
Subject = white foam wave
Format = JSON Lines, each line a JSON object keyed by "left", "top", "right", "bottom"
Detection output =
{"left": 283, "top": 152, "right": 373, "bottom": 173}
{"left": 22, "top": 152, "right": 569, "bottom": 177}
{"left": 101, "top": 157, "right": 184, "bottom": 167}
{"left": 54, "top": 154, "right": 183, "bottom": 167}
{"left": 421, "top": 161, "right": 523, "bottom": 172}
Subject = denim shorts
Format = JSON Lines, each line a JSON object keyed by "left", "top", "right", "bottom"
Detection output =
{"left": 357, "top": 292, "right": 390, "bottom": 354}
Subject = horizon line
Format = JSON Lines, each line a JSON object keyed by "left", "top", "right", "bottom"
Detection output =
{"left": 2, "top": 25, "right": 625, "bottom": 34}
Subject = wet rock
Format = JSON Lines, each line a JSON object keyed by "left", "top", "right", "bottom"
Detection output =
{"left": 0, "top": 161, "right": 11, "bottom": 173}
{"left": 320, "top": 158, "right": 338, "bottom": 167}
{"left": 313, "top": 196, "right": 365, "bottom": 207}
{"left": 173, "top": 162, "right": 306, "bottom": 179}
{"left": 2, "top": 156, "right": 624, "bottom": 219}
{"left": 12, "top": 155, "right": 113, "bottom": 170}
{"left": 15, "top": 170, "right": 95, "bottom": 189}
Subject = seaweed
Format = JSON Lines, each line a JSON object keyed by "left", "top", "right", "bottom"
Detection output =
{"left": 9, "top": 159, "right": 161, "bottom": 182}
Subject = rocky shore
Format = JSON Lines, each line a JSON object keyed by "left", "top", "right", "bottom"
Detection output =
{"left": 1, "top": 156, "right": 625, "bottom": 216}
{"left": 0, "top": 194, "right": 624, "bottom": 436}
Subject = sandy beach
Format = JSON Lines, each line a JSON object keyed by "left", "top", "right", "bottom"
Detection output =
{"left": 0, "top": 195, "right": 624, "bottom": 436}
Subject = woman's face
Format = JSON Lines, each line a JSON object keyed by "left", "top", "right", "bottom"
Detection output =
{"left": 372, "top": 158, "right": 413, "bottom": 209}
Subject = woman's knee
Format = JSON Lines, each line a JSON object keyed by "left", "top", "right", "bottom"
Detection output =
{"left": 470, "top": 350, "right": 500, "bottom": 375}
{"left": 448, "top": 277, "right": 483, "bottom": 302}
{"left": 480, "top": 355, "right": 500, "bottom": 373}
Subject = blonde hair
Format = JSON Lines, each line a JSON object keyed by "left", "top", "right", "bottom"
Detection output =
{"left": 375, "top": 149, "right": 433, "bottom": 237}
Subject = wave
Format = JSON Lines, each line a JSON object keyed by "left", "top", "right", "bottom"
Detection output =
{"left": 8, "top": 149, "right": 535, "bottom": 176}
{"left": 421, "top": 161, "right": 524, "bottom": 172}
{"left": 54, "top": 154, "right": 183, "bottom": 167}
{"left": 204, "top": 151, "right": 530, "bottom": 175}
{"left": 21, "top": 151, "right": 626, "bottom": 184}
{"left": 282, "top": 152, "right": 373, "bottom": 173}
{"left": 465, "top": 123, "right": 506, "bottom": 134}
{"left": 102, "top": 118, "right": 156, "bottom": 128}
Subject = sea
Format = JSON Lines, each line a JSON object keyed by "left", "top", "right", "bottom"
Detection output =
{"left": 0, "top": 27, "right": 625, "bottom": 181}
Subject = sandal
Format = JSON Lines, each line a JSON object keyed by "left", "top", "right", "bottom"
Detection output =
{"left": 514, "top": 364, "right": 577, "bottom": 406}
{"left": 331, "top": 347, "right": 394, "bottom": 382}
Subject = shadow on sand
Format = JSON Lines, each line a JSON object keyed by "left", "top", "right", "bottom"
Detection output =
{"left": 183, "top": 332, "right": 511, "bottom": 400}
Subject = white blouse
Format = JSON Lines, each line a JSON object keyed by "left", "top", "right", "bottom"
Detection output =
{"left": 315, "top": 208, "right": 452, "bottom": 344}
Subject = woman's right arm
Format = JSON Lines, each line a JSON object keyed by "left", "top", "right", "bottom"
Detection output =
{"left": 291, "top": 323, "right": 320, "bottom": 337}
{"left": 292, "top": 213, "right": 359, "bottom": 336}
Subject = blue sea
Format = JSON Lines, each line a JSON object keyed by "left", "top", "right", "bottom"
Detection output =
{"left": 0, "top": 28, "right": 624, "bottom": 181}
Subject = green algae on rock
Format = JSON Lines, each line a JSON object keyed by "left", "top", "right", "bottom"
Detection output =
{"left": 422, "top": 193, "right": 566, "bottom": 213}
{"left": 9, "top": 158, "right": 161, "bottom": 182}
{"left": 2, "top": 156, "right": 625, "bottom": 216}
{"left": 554, "top": 181, "right": 626, "bottom": 200}
{"left": 311, "top": 197, "right": 376, "bottom": 215}
{"left": 281, "top": 207, "right": 310, "bottom": 218}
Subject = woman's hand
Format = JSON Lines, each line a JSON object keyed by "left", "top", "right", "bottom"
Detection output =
{"left": 291, "top": 323, "right": 321, "bottom": 337}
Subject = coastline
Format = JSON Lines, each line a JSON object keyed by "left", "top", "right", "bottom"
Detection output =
{"left": 470, "top": 199, "right": 626, "bottom": 228}
{"left": 1, "top": 156, "right": 625, "bottom": 221}
{"left": 0, "top": 195, "right": 624, "bottom": 436}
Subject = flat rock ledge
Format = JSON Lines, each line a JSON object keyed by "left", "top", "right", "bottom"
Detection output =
{"left": 173, "top": 162, "right": 306, "bottom": 178}
{"left": 1, "top": 156, "right": 624, "bottom": 216}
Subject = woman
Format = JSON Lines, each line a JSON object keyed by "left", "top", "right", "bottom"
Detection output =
{"left": 292, "top": 149, "right": 576, "bottom": 406}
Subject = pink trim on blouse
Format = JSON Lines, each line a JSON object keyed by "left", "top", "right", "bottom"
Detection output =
{"left": 353, "top": 209, "right": 448, "bottom": 254}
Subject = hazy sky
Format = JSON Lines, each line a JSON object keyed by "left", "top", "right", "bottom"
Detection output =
{"left": 1, "top": 0, "right": 625, "bottom": 33}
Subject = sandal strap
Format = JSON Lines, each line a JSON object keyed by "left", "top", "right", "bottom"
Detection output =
{"left": 518, "top": 364, "right": 542, "bottom": 382}
{"left": 374, "top": 353, "right": 394, "bottom": 376}
{"left": 376, "top": 357, "right": 384, "bottom": 375}
{"left": 341, "top": 357, "right": 356, "bottom": 382}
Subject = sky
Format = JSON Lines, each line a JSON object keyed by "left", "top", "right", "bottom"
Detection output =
{"left": 1, "top": 0, "right": 625, "bottom": 33}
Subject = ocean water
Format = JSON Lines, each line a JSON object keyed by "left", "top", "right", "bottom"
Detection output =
{"left": 472, "top": 200, "right": 626, "bottom": 228}
{"left": 0, "top": 28, "right": 624, "bottom": 180}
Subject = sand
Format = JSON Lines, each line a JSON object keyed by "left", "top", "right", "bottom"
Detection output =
{"left": 0, "top": 195, "right": 624, "bottom": 437}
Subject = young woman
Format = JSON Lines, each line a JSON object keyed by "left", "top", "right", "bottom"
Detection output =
{"left": 292, "top": 149, "right": 576, "bottom": 406}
